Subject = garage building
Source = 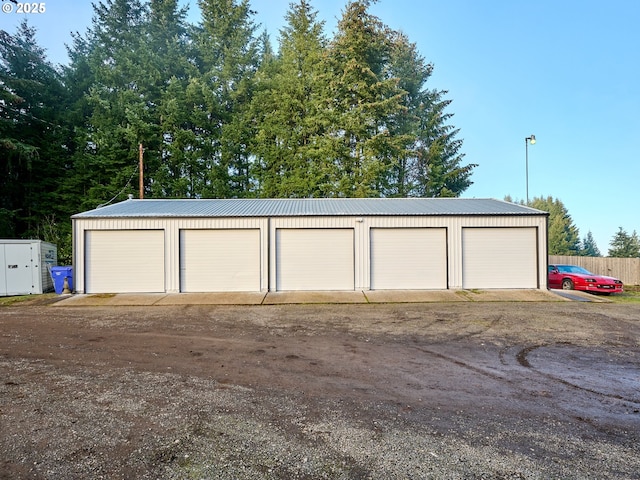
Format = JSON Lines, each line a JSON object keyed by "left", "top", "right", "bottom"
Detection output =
{"left": 71, "top": 198, "right": 548, "bottom": 294}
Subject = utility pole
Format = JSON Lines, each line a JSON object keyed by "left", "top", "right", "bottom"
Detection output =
{"left": 524, "top": 135, "right": 536, "bottom": 204}
{"left": 139, "top": 143, "right": 144, "bottom": 199}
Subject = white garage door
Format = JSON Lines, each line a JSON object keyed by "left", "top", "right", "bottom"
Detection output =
{"left": 180, "top": 229, "right": 260, "bottom": 292}
{"left": 85, "top": 230, "right": 165, "bottom": 293}
{"left": 370, "top": 228, "right": 447, "bottom": 290}
{"left": 276, "top": 228, "right": 354, "bottom": 291}
{"left": 462, "top": 227, "right": 538, "bottom": 289}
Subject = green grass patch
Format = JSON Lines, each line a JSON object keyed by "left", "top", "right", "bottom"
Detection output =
{"left": 0, "top": 295, "right": 33, "bottom": 306}
{"left": 0, "top": 293, "right": 59, "bottom": 306}
{"left": 609, "top": 285, "right": 640, "bottom": 304}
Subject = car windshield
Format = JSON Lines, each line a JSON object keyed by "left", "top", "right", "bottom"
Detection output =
{"left": 556, "top": 265, "right": 592, "bottom": 275}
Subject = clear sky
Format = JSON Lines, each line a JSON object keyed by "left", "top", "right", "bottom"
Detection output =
{"left": 2, "top": 0, "right": 638, "bottom": 254}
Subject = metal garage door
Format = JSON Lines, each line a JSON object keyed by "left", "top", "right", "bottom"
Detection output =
{"left": 462, "top": 227, "right": 538, "bottom": 289}
{"left": 85, "top": 230, "right": 165, "bottom": 293}
{"left": 180, "top": 229, "right": 260, "bottom": 292}
{"left": 276, "top": 228, "right": 354, "bottom": 291}
{"left": 370, "top": 228, "right": 447, "bottom": 290}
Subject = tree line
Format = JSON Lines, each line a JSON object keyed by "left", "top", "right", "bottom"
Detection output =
{"left": 509, "top": 196, "right": 640, "bottom": 258}
{"left": 0, "top": 0, "right": 475, "bottom": 263}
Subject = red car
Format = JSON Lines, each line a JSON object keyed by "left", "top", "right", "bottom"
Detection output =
{"left": 548, "top": 264, "right": 624, "bottom": 294}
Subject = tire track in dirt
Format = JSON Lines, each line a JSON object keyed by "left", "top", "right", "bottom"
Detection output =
{"left": 514, "top": 343, "right": 640, "bottom": 406}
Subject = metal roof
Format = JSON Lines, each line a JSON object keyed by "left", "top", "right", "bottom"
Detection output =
{"left": 0, "top": 239, "right": 52, "bottom": 244}
{"left": 72, "top": 198, "right": 546, "bottom": 219}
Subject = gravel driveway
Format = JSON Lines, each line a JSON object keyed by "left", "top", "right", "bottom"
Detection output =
{"left": 1, "top": 299, "right": 639, "bottom": 479}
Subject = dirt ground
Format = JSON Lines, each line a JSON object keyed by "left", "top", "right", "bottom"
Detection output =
{"left": 1, "top": 298, "right": 639, "bottom": 479}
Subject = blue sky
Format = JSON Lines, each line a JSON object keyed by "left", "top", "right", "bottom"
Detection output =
{"left": 2, "top": 0, "right": 638, "bottom": 253}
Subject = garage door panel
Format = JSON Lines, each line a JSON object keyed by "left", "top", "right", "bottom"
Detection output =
{"left": 371, "top": 228, "right": 447, "bottom": 290}
{"left": 85, "top": 230, "right": 165, "bottom": 293}
{"left": 462, "top": 228, "right": 537, "bottom": 289}
{"left": 276, "top": 229, "right": 354, "bottom": 291}
{"left": 180, "top": 229, "right": 260, "bottom": 292}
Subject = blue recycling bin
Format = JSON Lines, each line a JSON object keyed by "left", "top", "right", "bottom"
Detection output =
{"left": 51, "top": 266, "right": 74, "bottom": 294}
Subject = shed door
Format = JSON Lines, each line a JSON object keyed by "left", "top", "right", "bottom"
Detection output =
{"left": 85, "top": 230, "right": 165, "bottom": 293}
{"left": 180, "top": 229, "right": 260, "bottom": 292}
{"left": 0, "top": 245, "right": 5, "bottom": 295}
{"left": 371, "top": 228, "right": 447, "bottom": 290}
{"left": 3, "top": 244, "right": 35, "bottom": 295}
{"left": 276, "top": 228, "right": 354, "bottom": 291}
{"left": 462, "top": 227, "right": 537, "bottom": 289}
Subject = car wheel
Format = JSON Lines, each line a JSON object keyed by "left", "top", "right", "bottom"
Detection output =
{"left": 562, "top": 279, "right": 574, "bottom": 290}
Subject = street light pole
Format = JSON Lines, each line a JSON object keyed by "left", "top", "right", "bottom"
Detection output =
{"left": 525, "top": 134, "right": 536, "bottom": 204}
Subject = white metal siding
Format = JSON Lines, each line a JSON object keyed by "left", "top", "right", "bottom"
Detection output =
{"left": 40, "top": 242, "right": 57, "bottom": 293}
{"left": 276, "top": 228, "right": 354, "bottom": 291}
{"left": 85, "top": 230, "right": 165, "bottom": 293}
{"left": 72, "top": 210, "right": 548, "bottom": 293}
{"left": 462, "top": 227, "right": 538, "bottom": 289}
{"left": 370, "top": 228, "right": 447, "bottom": 289}
{"left": 180, "top": 229, "right": 260, "bottom": 292}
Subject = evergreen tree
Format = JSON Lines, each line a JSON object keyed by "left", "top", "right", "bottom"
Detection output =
{"left": 81, "top": 0, "right": 151, "bottom": 205}
{"left": 72, "top": 0, "right": 197, "bottom": 204}
{"left": 381, "top": 31, "right": 424, "bottom": 197}
{"left": 326, "top": 0, "right": 407, "bottom": 197}
{"left": 146, "top": 0, "right": 199, "bottom": 197}
{"left": 0, "top": 21, "right": 68, "bottom": 238}
{"left": 251, "top": 0, "right": 332, "bottom": 197}
{"left": 194, "top": 0, "right": 260, "bottom": 198}
{"left": 154, "top": 76, "right": 202, "bottom": 197}
{"left": 528, "top": 196, "right": 580, "bottom": 255}
{"left": 608, "top": 227, "right": 640, "bottom": 258}
{"left": 412, "top": 87, "right": 474, "bottom": 197}
{"left": 384, "top": 32, "right": 475, "bottom": 197}
{"left": 580, "top": 231, "right": 601, "bottom": 257}
{"left": 0, "top": 0, "right": 477, "bottom": 252}
{"left": 58, "top": 31, "right": 95, "bottom": 209}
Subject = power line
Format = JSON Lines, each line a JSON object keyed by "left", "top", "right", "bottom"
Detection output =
{"left": 96, "top": 163, "right": 139, "bottom": 208}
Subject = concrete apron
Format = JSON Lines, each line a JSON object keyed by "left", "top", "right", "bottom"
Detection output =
{"left": 53, "top": 288, "right": 607, "bottom": 306}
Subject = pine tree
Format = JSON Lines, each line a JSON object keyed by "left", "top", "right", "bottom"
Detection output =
{"left": 154, "top": 76, "right": 201, "bottom": 197}
{"left": 2, "top": 0, "right": 477, "bottom": 236}
{"left": 146, "top": 0, "right": 199, "bottom": 197}
{"left": 195, "top": 0, "right": 260, "bottom": 198}
{"left": 384, "top": 32, "right": 475, "bottom": 197}
{"left": 0, "top": 21, "right": 68, "bottom": 238}
{"left": 71, "top": 0, "right": 198, "bottom": 204}
{"left": 57, "top": 30, "right": 107, "bottom": 222}
{"left": 251, "top": 0, "right": 332, "bottom": 197}
{"left": 81, "top": 0, "right": 151, "bottom": 205}
{"left": 380, "top": 31, "right": 422, "bottom": 197}
{"left": 529, "top": 196, "right": 580, "bottom": 255}
{"left": 412, "top": 87, "right": 474, "bottom": 197}
{"left": 608, "top": 228, "right": 640, "bottom": 258}
{"left": 326, "top": 0, "right": 407, "bottom": 197}
{"left": 580, "top": 231, "right": 601, "bottom": 257}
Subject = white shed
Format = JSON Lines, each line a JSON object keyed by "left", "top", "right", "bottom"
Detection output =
{"left": 71, "top": 198, "right": 548, "bottom": 294}
{"left": 0, "top": 239, "right": 57, "bottom": 296}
